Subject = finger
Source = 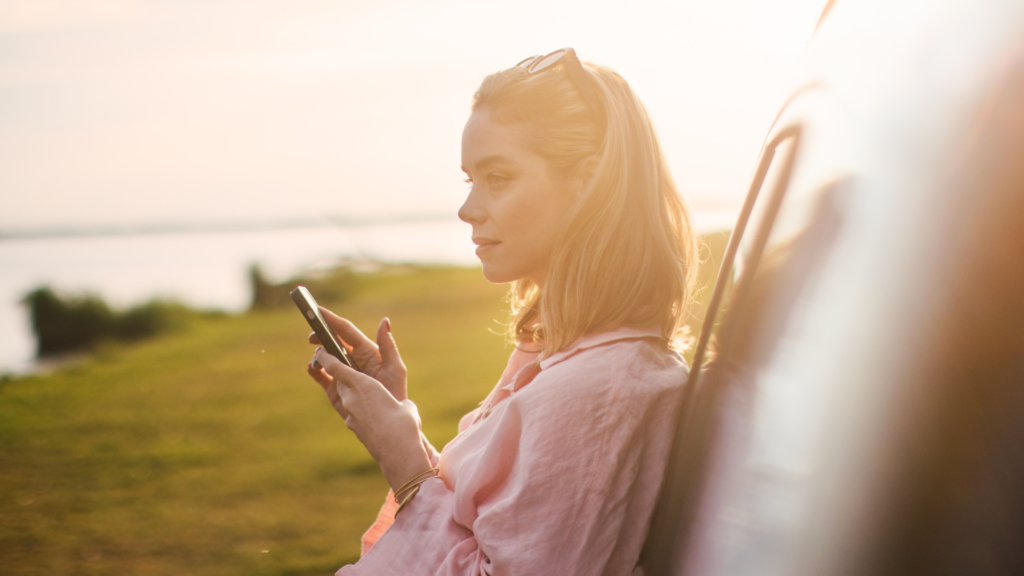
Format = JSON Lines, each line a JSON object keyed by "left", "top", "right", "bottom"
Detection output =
{"left": 321, "top": 372, "right": 348, "bottom": 416}
{"left": 308, "top": 332, "right": 322, "bottom": 345}
{"left": 320, "top": 307, "right": 376, "bottom": 351}
{"left": 307, "top": 361, "right": 334, "bottom": 391}
{"left": 315, "top": 346, "right": 360, "bottom": 387}
{"left": 309, "top": 350, "right": 331, "bottom": 386}
{"left": 376, "top": 317, "right": 404, "bottom": 369}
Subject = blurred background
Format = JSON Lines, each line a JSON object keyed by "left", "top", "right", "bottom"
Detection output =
{"left": 0, "top": 0, "right": 826, "bottom": 573}
{"left": 0, "top": 0, "right": 824, "bottom": 374}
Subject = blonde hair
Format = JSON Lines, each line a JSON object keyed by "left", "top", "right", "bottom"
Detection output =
{"left": 473, "top": 58, "right": 698, "bottom": 356}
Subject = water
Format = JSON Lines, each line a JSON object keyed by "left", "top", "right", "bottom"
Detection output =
{"left": 0, "top": 211, "right": 735, "bottom": 374}
{"left": 0, "top": 220, "right": 478, "bottom": 374}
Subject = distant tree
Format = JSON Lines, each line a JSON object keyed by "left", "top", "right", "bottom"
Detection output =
{"left": 249, "top": 264, "right": 280, "bottom": 309}
{"left": 22, "top": 287, "right": 192, "bottom": 356}
{"left": 23, "top": 288, "right": 115, "bottom": 355}
{"left": 248, "top": 263, "right": 359, "bottom": 311}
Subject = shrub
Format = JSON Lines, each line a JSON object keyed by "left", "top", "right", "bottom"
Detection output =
{"left": 22, "top": 287, "right": 193, "bottom": 356}
{"left": 248, "top": 263, "right": 359, "bottom": 310}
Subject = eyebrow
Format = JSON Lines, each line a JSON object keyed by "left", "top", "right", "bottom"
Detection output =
{"left": 462, "top": 154, "right": 516, "bottom": 174}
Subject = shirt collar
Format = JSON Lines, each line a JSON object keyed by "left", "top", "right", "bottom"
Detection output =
{"left": 538, "top": 326, "right": 664, "bottom": 371}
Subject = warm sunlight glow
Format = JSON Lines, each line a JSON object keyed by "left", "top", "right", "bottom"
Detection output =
{"left": 0, "top": 0, "right": 825, "bottom": 232}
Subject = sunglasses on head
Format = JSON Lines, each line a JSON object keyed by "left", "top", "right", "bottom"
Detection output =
{"left": 516, "top": 47, "right": 604, "bottom": 117}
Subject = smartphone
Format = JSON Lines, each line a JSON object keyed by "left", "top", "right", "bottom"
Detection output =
{"left": 290, "top": 285, "right": 357, "bottom": 370}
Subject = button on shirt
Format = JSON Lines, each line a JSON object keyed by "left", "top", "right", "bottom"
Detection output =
{"left": 340, "top": 326, "right": 689, "bottom": 576}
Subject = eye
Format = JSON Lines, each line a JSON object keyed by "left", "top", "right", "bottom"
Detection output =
{"left": 487, "top": 173, "right": 509, "bottom": 187}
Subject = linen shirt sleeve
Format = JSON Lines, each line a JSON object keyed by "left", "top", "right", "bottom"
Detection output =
{"left": 341, "top": 340, "right": 684, "bottom": 576}
{"left": 359, "top": 423, "right": 444, "bottom": 555}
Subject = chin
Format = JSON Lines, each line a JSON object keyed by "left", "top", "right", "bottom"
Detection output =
{"left": 479, "top": 262, "right": 518, "bottom": 285}
{"left": 480, "top": 265, "right": 508, "bottom": 284}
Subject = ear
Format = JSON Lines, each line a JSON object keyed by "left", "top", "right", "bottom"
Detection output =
{"left": 571, "top": 154, "right": 601, "bottom": 194}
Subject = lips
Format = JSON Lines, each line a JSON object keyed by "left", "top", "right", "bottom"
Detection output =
{"left": 472, "top": 236, "right": 500, "bottom": 256}
{"left": 472, "top": 236, "right": 500, "bottom": 247}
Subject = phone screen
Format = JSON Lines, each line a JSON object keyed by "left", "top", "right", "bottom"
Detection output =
{"left": 290, "top": 286, "right": 357, "bottom": 369}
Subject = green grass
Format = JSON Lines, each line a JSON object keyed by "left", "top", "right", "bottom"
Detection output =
{"left": 0, "top": 234, "right": 728, "bottom": 575}
{"left": 0, "top": 266, "right": 511, "bottom": 575}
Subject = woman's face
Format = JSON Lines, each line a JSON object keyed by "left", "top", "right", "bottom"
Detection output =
{"left": 459, "top": 108, "right": 581, "bottom": 287}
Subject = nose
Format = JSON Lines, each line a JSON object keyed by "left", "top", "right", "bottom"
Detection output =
{"left": 458, "top": 185, "right": 486, "bottom": 225}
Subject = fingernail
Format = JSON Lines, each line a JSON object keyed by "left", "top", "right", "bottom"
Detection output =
{"left": 384, "top": 317, "right": 391, "bottom": 332}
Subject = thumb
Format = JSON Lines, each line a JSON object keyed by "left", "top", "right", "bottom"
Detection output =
{"left": 377, "top": 317, "right": 402, "bottom": 368}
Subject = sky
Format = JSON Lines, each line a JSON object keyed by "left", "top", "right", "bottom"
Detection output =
{"left": 0, "top": 0, "right": 825, "bottom": 233}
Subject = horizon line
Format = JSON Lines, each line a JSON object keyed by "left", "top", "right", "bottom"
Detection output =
{"left": 0, "top": 213, "right": 461, "bottom": 241}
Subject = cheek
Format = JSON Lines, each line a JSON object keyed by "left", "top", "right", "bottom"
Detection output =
{"left": 504, "top": 189, "right": 573, "bottom": 269}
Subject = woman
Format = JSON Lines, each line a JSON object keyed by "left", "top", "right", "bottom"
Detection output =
{"left": 308, "top": 48, "right": 698, "bottom": 575}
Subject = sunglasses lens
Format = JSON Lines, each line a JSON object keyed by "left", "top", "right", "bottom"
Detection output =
{"left": 528, "top": 48, "right": 572, "bottom": 73}
{"left": 515, "top": 55, "right": 540, "bottom": 68}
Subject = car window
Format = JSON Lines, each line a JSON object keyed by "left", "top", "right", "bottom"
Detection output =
{"left": 641, "top": 123, "right": 803, "bottom": 574}
{"left": 689, "top": 125, "right": 802, "bottom": 380}
{"left": 671, "top": 172, "right": 851, "bottom": 576}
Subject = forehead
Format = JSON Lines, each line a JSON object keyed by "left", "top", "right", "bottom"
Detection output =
{"left": 461, "top": 108, "right": 534, "bottom": 170}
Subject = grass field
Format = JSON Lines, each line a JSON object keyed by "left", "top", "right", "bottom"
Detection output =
{"left": 0, "top": 234, "right": 727, "bottom": 575}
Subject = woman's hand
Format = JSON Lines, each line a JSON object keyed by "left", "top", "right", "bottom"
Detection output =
{"left": 306, "top": 309, "right": 407, "bottom": 402}
{"left": 314, "top": 347, "right": 432, "bottom": 493}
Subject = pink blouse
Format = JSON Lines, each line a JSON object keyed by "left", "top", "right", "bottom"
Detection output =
{"left": 339, "top": 327, "right": 688, "bottom": 576}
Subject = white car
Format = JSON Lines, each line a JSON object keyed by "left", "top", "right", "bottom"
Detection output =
{"left": 642, "top": 1, "right": 1024, "bottom": 574}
